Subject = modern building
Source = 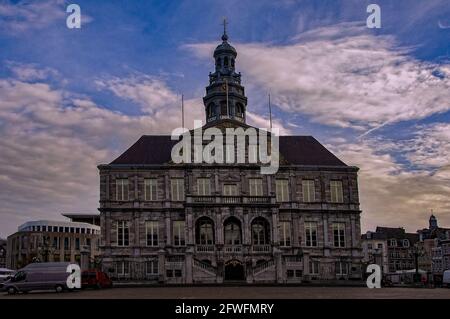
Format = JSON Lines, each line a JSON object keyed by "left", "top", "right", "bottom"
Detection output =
{"left": 0, "top": 238, "right": 6, "bottom": 268}
{"left": 6, "top": 215, "right": 100, "bottom": 270}
{"left": 362, "top": 227, "right": 419, "bottom": 274}
{"left": 98, "top": 28, "right": 363, "bottom": 284}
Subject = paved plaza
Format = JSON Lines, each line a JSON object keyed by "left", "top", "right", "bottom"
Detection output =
{"left": 1, "top": 286, "right": 450, "bottom": 299}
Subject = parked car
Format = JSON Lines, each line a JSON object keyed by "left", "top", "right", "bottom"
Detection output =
{"left": 1, "top": 262, "right": 75, "bottom": 294}
{"left": 0, "top": 268, "right": 15, "bottom": 282}
{"left": 81, "top": 270, "right": 112, "bottom": 289}
{"left": 443, "top": 270, "right": 450, "bottom": 288}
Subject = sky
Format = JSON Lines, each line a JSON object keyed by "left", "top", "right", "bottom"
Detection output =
{"left": 0, "top": 0, "right": 449, "bottom": 237}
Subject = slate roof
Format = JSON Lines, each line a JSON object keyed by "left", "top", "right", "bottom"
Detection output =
{"left": 109, "top": 135, "right": 348, "bottom": 167}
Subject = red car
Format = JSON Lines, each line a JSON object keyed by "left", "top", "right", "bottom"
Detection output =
{"left": 81, "top": 270, "right": 113, "bottom": 289}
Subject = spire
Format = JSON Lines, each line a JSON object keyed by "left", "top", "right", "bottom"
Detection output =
{"left": 221, "top": 17, "right": 228, "bottom": 42}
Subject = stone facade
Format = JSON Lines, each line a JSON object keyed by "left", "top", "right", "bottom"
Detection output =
{"left": 0, "top": 238, "right": 6, "bottom": 269}
{"left": 98, "top": 29, "right": 363, "bottom": 284}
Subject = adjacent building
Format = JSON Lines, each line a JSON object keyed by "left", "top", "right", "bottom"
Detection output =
{"left": 362, "top": 227, "right": 419, "bottom": 273}
{"left": 98, "top": 29, "right": 363, "bottom": 284}
{"left": 6, "top": 214, "right": 100, "bottom": 270}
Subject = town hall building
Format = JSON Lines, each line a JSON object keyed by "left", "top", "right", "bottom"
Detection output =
{"left": 98, "top": 27, "right": 363, "bottom": 284}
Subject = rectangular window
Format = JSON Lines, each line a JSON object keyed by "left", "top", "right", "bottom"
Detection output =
{"left": 302, "top": 180, "right": 315, "bottom": 202}
{"left": 275, "top": 179, "right": 289, "bottom": 202}
{"left": 64, "top": 237, "right": 70, "bottom": 250}
{"left": 309, "top": 261, "right": 319, "bottom": 275}
{"left": 197, "top": 178, "right": 211, "bottom": 196}
{"left": 75, "top": 238, "right": 80, "bottom": 250}
{"left": 53, "top": 237, "right": 60, "bottom": 249}
{"left": 116, "top": 178, "right": 129, "bottom": 201}
{"left": 330, "top": 180, "right": 344, "bottom": 203}
{"left": 305, "top": 222, "right": 318, "bottom": 247}
{"left": 171, "top": 178, "right": 185, "bottom": 201}
{"left": 146, "top": 221, "right": 158, "bottom": 247}
{"left": 173, "top": 221, "right": 185, "bottom": 246}
{"left": 279, "top": 222, "right": 291, "bottom": 247}
{"left": 223, "top": 184, "right": 238, "bottom": 196}
{"left": 336, "top": 262, "right": 348, "bottom": 276}
{"left": 117, "top": 261, "right": 129, "bottom": 275}
{"left": 117, "top": 221, "right": 129, "bottom": 247}
{"left": 146, "top": 259, "right": 158, "bottom": 275}
{"left": 144, "top": 178, "right": 158, "bottom": 201}
{"left": 333, "top": 223, "right": 346, "bottom": 248}
{"left": 249, "top": 178, "right": 263, "bottom": 196}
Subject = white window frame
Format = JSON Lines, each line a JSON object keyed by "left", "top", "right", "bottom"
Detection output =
{"left": 403, "top": 239, "right": 410, "bottom": 247}
{"left": 116, "top": 178, "right": 129, "bottom": 201}
{"left": 117, "top": 221, "right": 129, "bottom": 247}
{"left": 145, "top": 221, "right": 158, "bottom": 247}
{"left": 249, "top": 178, "right": 263, "bottom": 196}
{"left": 223, "top": 184, "right": 238, "bottom": 196}
{"left": 146, "top": 259, "right": 159, "bottom": 275}
{"left": 336, "top": 262, "right": 348, "bottom": 276}
{"left": 305, "top": 221, "right": 318, "bottom": 247}
{"left": 302, "top": 180, "right": 315, "bottom": 202}
{"left": 279, "top": 222, "right": 291, "bottom": 247}
{"left": 117, "top": 261, "right": 129, "bottom": 276}
{"left": 171, "top": 178, "right": 185, "bottom": 201}
{"left": 275, "top": 179, "right": 289, "bottom": 202}
{"left": 333, "top": 223, "right": 346, "bottom": 248}
{"left": 330, "top": 180, "right": 344, "bottom": 203}
{"left": 173, "top": 221, "right": 186, "bottom": 246}
{"left": 309, "top": 260, "right": 319, "bottom": 275}
{"left": 144, "top": 178, "right": 158, "bottom": 201}
{"left": 197, "top": 178, "right": 211, "bottom": 196}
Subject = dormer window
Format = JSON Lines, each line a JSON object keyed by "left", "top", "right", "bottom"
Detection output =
{"left": 403, "top": 239, "right": 409, "bottom": 247}
{"left": 389, "top": 239, "right": 397, "bottom": 247}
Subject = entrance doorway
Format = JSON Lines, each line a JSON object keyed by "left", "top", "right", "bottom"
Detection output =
{"left": 224, "top": 259, "right": 245, "bottom": 281}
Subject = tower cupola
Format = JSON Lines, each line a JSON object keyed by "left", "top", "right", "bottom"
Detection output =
{"left": 203, "top": 19, "right": 248, "bottom": 124}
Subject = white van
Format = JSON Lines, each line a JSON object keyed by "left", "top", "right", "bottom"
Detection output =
{"left": 0, "top": 268, "right": 15, "bottom": 282}
{"left": 2, "top": 262, "right": 73, "bottom": 294}
{"left": 443, "top": 270, "right": 450, "bottom": 288}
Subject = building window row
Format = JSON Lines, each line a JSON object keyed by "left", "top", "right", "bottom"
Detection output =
{"left": 115, "top": 220, "right": 346, "bottom": 248}
{"left": 114, "top": 177, "right": 346, "bottom": 203}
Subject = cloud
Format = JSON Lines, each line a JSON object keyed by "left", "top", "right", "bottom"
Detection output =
{"left": 5, "top": 61, "right": 60, "bottom": 81}
{"left": 329, "top": 126, "right": 450, "bottom": 233}
{"left": 0, "top": 0, "right": 66, "bottom": 34}
{"left": 185, "top": 23, "right": 450, "bottom": 132}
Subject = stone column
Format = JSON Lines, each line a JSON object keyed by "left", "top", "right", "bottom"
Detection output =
{"left": 185, "top": 250, "right": 193, "bottom": 284}
{"left": 165, "top": 214, "right": 171, "bottom": 246}
{"left": 80, "top": 245, "right": 90, "bottom": 271}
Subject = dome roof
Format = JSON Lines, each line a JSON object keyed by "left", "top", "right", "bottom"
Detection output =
{"left": 214, "top": 40, "right": 237, "bottom": 57}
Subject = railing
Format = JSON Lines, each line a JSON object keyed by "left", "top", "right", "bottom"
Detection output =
{"left": 285, "top": 256, "right": 302, "bottom": 266}
{"left": 194, "top": 259, "right": 216, "bottom": 274}
{"left": 192, "top": 196, "right": 215, "bottom": 203}
{"left": 196, "top": 245, "right": 215, "bottom": 253}
{"left": 224, "top": 245, "right": 242, "bottom": 253}
{"left": 253, "top": 259, "right": 275, "bottom": 275}
{"left": 222, "top": 196, "right": 241, "bottom": 204}
{"left": 246, "top": 196, "right": 271, "bottom": 204}
{"left": 186, "top": 195, "right": 274, "bottom": 205}
{"left": 252, "top": 245, "right": 271, "bottom": 253}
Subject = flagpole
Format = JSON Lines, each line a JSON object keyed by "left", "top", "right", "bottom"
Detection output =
{"left": 181, "top": 94, "right": 185, "bottom": 128}
{"left": 268, "top": 93, "right": 272, "bottom": 130}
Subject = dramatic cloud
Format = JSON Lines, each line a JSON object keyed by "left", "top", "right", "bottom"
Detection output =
{"left": 0, "top": 0, "right": 66, "bottom": 34}
{"left": 185, "top": 23, "right": 450, "bottom": 132}
{"left": 5, "top": 61, "right": 60, "bottom": 81}
{"left": 330, "top": 127, "right": 450, "bottom": 232}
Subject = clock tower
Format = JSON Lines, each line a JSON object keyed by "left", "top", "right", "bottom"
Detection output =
{"left": 203, "top": 20, "right": 248, "bottom": 124}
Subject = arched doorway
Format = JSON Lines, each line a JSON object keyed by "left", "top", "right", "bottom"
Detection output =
{"left": 224, "top": 259, "right": 245, "bottom": 281}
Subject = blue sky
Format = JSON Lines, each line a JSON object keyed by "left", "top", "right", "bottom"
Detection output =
{"left": 0, "top": 0, "right": 449, "bottom": 237}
